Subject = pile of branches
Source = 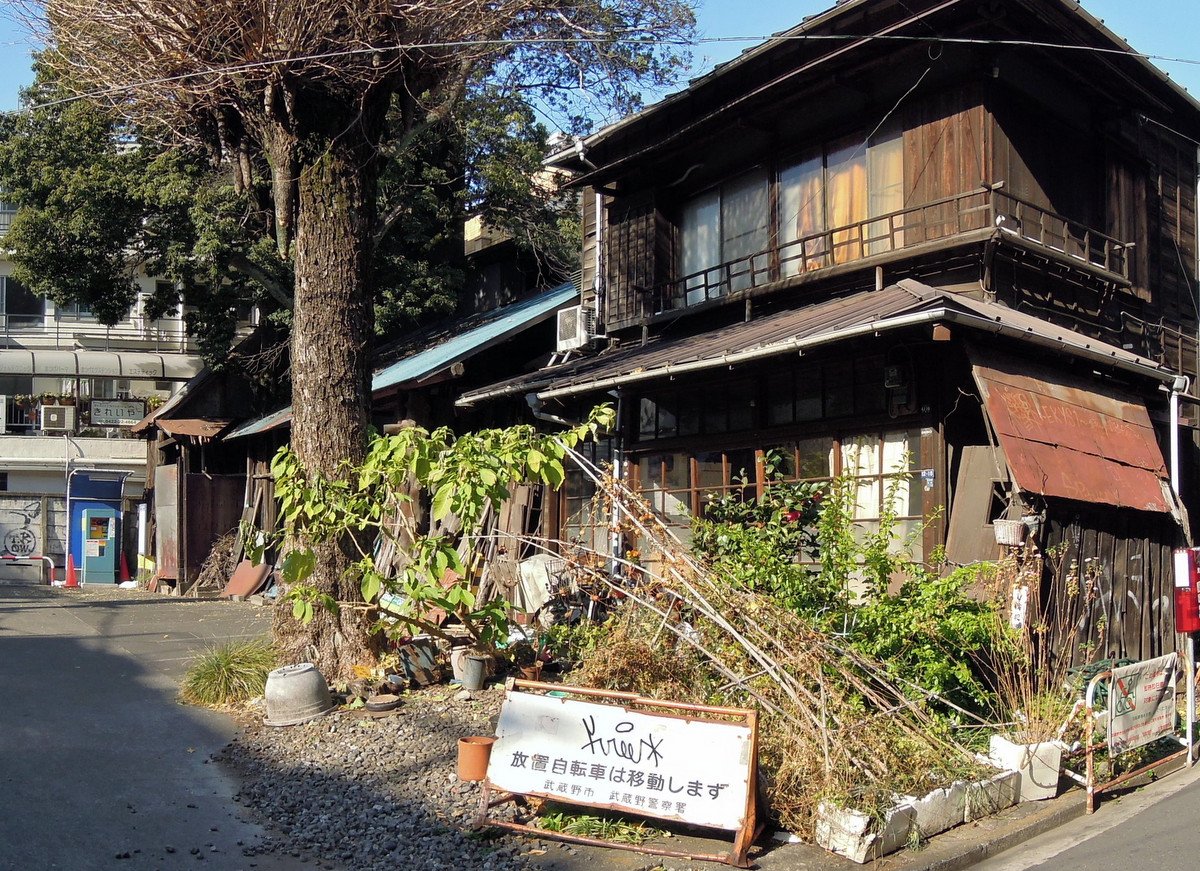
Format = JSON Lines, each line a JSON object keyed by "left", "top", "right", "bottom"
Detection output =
{"left": 194, "top": 531, "right": 239, "bottom": 595}
{"left": 515, "top": 449, "right": 984, "bottom": 834}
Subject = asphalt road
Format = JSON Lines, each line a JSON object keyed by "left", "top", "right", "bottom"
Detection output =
{"left": 0, "top": 584, "right": 293, "bottom": 871}
{"left": 976, "top": 756, "right": 1200, "bottom": 871}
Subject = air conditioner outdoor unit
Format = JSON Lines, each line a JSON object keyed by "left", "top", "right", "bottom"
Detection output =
{"left": 40, "top": 405, "right": 76, "bottom": 432}
{"left": 555, "top": 305, "right": 597, "bottom": 353}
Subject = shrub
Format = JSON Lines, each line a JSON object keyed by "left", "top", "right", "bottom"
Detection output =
{"left": 180, "top": 639, "right": 277, "bottom": 707}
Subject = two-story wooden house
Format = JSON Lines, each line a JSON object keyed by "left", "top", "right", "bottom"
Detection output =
{"left": 458, "top": 0, "right": 1200, "bottom": 661}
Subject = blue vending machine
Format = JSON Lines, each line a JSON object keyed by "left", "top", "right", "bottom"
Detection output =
{"left": 80, "top": 507, "right": 119, "bottom": 584}
{"left": 68, "top": 471, "right": 128, "bottom": 586}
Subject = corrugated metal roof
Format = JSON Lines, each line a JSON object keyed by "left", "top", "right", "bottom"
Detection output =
{"left": 971, "top": 348, "right": 1173, "bottom": 513}
{"left": 222, "top": 405, "right": 293, "bottom": 441}
{"left": 456, "top": 280, "right": 1172, "bottom": 406}
{"left": 373, "top": 281, "right": 577, "bottom": 392}
{"left": 156, "top": 418, "right": 232, "bottom": 440}
{"left": 223, "top": 282, "right": 578, "bottom": 441}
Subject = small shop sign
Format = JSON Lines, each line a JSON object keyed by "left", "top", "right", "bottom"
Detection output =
{"left": 91, "top": 399, "right": 147, "bottom": 427}
{"left": 477, "top": 680, "right": 762, "bottom": 867}
{"left": 1108, "top": 653, "right": 1179, "bottom": 754}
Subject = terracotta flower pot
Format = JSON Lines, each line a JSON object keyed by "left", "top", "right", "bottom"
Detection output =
{"left": 519, "top": 662, "right": 543, "bottom": 682}
{"left": 457, "top": 736, "right": 496, "bottom": 782}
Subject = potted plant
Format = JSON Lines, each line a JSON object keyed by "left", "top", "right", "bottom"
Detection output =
{"left": 509, "top": 639, "right": 546, "bottom": 681}
{"left": 973, "top": 550, "right": 1099, "bottom": 801}
{"left": 58, "top": 393, "right": 77, "bottom": 406}
{"left": 39, "top": 392, "right": 57, "bottom": 406}
{"left": 12, "top": 394, "right": 34, "bottom": 411}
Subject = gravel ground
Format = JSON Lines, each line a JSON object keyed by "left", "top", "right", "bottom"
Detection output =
{"left": 217, "top": 685, "right": 565, "bottom": 871}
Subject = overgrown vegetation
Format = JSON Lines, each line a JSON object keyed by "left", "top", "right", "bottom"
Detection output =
{"left": 180, "top": 639, "right": 277, "bottom": 707}
{"left": 248, "top": 406, "right": 615, "bottom": 673}
{"left": 691, "top": 463, "right": 995, "bottom": 716}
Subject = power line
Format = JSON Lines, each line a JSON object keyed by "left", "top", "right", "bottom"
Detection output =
{"left": 9, "top": 30, "right": 1200, "bottom": 116}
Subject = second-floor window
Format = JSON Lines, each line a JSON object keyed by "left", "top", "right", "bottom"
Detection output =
{"left": 680, "top": 170, "right": 769, "bottom": 304}
{"left": 676, "top": 128, "right": 904, "bottom": 305}
{"left": 0, "top": 277, "right": 44, "bottom": 327}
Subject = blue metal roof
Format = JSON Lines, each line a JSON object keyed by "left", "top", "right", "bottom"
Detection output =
{"left": 223, "top": 282, "right": 577, "bottom": 441}
{"left": 373, "top": 281, "right": 577, "bottom": 392}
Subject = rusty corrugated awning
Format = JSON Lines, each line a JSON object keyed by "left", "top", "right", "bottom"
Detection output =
{"left": 970, "top": 347, "right": 1173, "bottom": 513}
{"left": 156, "top": 418, "right": 232, "bottom": 440}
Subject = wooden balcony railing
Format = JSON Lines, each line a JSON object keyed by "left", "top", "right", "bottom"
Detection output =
{"left": 649, "top": 186, "right": 1131, "bottom": 316}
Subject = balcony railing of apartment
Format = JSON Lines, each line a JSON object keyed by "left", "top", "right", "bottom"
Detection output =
{"left": 0, "top": 316, "right": 199, "bottom": 353}
{"left": 649, "top": 186, "right": 1131, "bottom": 316}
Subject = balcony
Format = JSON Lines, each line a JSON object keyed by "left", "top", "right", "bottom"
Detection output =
{"left": 647, "top": 187, "right": 1132, "bottom": 318}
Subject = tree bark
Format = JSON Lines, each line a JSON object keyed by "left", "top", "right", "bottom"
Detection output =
{"left": 272, "top": 134, "right": 378, "bottom": 679}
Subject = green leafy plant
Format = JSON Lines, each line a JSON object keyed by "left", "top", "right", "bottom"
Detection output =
{"left": 258, "top": 405, "right": 615, "bottom": 652}
{"left": 179, "top": 638, "right": 277, "bottom": 707}
{"left": 538, "top": 810, "right": 664, "bottom": 845}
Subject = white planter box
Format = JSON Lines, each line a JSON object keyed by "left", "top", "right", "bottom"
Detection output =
{"left": 963, "top": 769, "right": 1021, "bottom": 820}
{"left": 904, "top": 782, "right": 966, "bottom": 838}
{"left": 988, "top": 735, "right": 1063, "bottom": 802}
{"left": 815, "top": 800, "right": 915, "bottom": 864}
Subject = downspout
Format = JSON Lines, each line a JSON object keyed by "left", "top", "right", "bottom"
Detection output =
{"left": 594, "top": 185, "right": 604, "bottom": 330}
{"left": 609, "top": 390, "right": 623, "bottom": 579}
{"left": 1171, "top": 376, "right": 1188, "bottom": 499}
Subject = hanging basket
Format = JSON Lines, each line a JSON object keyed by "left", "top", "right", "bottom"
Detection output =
{"left": 993, "top": 519, "right": 1026, "bottom": 547}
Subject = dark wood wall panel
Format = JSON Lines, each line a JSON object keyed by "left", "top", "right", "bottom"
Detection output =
{"left": 1041, "top": 504, "right": 1181, "bottom": 665}
{"left": 581, "top": 187, "right": 602, "bottom": 311}
{"left": 605, "top": 194, "right": 659, "bottom": 330}
{"left": 903, "top": 85, "right": 988, "bottom": 206}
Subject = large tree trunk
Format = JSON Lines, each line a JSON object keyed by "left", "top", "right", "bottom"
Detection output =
{"left": 272, "top": 134, "right": 378, "bottom": 679}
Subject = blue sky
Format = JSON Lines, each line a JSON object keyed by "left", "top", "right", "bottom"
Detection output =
{"left": 0, "top": 1, "right": 1195, "bottom": 114}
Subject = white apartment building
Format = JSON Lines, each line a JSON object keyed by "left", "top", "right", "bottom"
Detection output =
{"left": 0, "top": 201, "right": 213, "bottom": 579}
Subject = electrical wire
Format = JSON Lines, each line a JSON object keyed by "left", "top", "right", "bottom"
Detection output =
{"left": 6, "top": 31, "right": 1199, "bottom": 116}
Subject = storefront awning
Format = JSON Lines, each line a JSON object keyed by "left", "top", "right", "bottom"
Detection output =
{"left": 0, "top": 349, "right": 204, "bottom": 380}
{"left": 970, "top": 347, "right": 1174, "bottom": 513}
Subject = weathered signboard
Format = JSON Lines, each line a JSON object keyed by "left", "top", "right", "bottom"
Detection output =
{"left": 489, "top": 689, "right": 752, "bottom": 831}
{"left": 91, "top": 399, "right": 147, "bottom": 427}
{"left": 1108, "top": 653, "right": 1179, "bottom": 754}
{"left": 478, "top": 681, "right": 761, "bottom": 867}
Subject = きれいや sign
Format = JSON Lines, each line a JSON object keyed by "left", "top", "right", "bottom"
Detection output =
{"left": 488, "top": 691, "right": 753, "bottom": 831}
{"left": 1108, "top": 653, "right": 1180, "bottom": 754}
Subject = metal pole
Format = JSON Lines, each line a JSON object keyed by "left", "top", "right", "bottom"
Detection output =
{"left": 1190, "top": 634, "right": 1196, "bottom": 766}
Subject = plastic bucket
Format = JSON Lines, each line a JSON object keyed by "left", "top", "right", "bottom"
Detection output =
{"left": 462, "top": 654, "right": 490, "bottom": 691}
{"left": 457, "top": 736, "right": 496, "bottom": 782}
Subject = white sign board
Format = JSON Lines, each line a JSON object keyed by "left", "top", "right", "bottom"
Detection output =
{"left": 488, "top": 691, "right": 752, "bottom": 831}
{"left": 1109, "top": 653, "right": 1179, "bottom": 754}
{"left": 91, "top": 399, "right": 147, "bottom": 427}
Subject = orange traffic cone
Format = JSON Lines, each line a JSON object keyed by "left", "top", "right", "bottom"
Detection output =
{"left": 65, "top": 554, "right": 79, "bottom": 588}
{"left": 119, "top": 552, "right": 131, "bottom": 582}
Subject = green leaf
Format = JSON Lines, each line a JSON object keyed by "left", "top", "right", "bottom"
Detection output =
{"left": 281, "top": 548, "right": 316, "bottom": 585}
{"left": 361, "top": 572, "right": 382, "bottom": 603}
{"left": 431, "top": 485, "right": 453, "bottom": 522}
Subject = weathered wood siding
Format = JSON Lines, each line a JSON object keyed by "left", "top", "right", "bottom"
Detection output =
{"left": 1143, "top": 125, "right": 1199, "bottom": 383}
{"left": 605, "top": 193, "right": 666, "bottom": 330}
{"left": 1042, "top": 504, "right": 1182, "bottom": 664}
{"left": 902, "top": 84, "right": 989, "bottom": 236}
{"left": 580, "top": 186, "right": 603, "bottom": 314}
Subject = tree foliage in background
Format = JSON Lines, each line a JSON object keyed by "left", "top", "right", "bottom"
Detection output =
{"left": 20, "top": 0, "right": 693, "bottom": 677}
{"left": 0, "top": 64, "right": 584, "bottom": 356}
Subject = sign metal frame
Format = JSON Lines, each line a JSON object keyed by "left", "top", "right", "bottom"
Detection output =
{"left": 1061, "top": 652, "right": 1194, "bottom": 813}
{"left": 475, "top": 678, "right": 764, "bottom": 867}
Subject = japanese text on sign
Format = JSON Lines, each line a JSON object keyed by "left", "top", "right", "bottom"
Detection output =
{"left": 1108, "top": 653, "right": 1179, "bottom": 754}
{"left": 488, "top": 691, "right": 752, "bottom": 831}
